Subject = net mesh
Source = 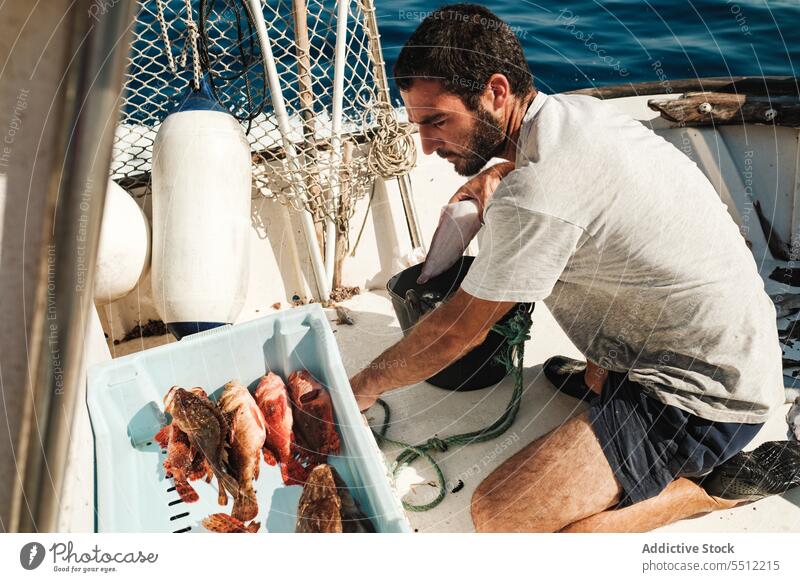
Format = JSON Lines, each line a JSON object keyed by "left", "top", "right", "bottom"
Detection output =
{"left": 112, "top": 0, "right": 382, "bottom": 223}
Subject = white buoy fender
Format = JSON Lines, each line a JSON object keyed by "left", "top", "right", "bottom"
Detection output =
{"left": 94, "top": 180, "right": 150, "bottom": 305}
{"left": 151, "top": 80, "right": 251, "bottom": 339}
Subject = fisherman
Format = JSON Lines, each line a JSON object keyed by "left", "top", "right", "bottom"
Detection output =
{"left": 348, "top": 3, "right": 800, "bottom": 532}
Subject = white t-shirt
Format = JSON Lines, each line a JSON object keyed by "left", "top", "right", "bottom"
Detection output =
{"left": 461, "top": 91, "right": 783, "bottom": 424}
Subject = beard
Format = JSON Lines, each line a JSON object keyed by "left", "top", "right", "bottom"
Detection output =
{"left": 442, "top": 105, "right": 506, "bottom": 176}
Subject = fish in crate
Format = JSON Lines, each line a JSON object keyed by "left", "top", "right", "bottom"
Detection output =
{"left": 253, "top": 372, "right": 294, "bottom": 474}
{"left": 288, "top": 370, "right": 341, "bottom": 460}
{"left": 218, "top": 380, "right": 267, "bottom": 521}
{"left": 296, "top": 464, "right": 374, "bottom": 533}
{"left": 154, "top": 370, "right": 367, "bottom": 533}
{"left": 160, "top": 387, "right": 240, "bottom": 505}
{"left": 154, "top": 388, "right": 215, "bottom": 504}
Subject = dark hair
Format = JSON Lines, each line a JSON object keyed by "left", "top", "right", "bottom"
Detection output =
{"left": 393, "top": 4, "right": 534, "bottom": 109}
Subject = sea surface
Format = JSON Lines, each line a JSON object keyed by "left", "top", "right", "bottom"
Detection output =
{"left": 376, "top": 0, "right": 800, "bottom": 99}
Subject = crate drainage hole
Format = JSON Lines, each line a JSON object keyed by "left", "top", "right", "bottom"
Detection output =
{"left": 170, "top": 512, "right": 189, "bottom": 522}
{"left": 168, "top": 499, "right": 183, "bottom": 507}
{"left": 173, "top": 526, "right": 191, "bottom": 533}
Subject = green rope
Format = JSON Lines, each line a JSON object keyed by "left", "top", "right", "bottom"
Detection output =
{"left": 369, "top": 304, "right": 533, "bottom": 512}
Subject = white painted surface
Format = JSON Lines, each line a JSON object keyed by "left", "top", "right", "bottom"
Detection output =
{"left": 57, "top": 307, "right": 112, "bottom": 532}
{"left": 94, "top": 180, "right": 150, "bottom": 305}
{"left": 151, "top": 109, "right": 251, "bottom": 324}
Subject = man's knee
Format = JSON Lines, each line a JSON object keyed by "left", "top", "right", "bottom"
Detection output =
{"left": 470, "top": 412, "right": 621, "bottom": 532}
{"left": 471, "top": 478, "right": 503, "bottom": 532}
{"left": 470, "top": 484, "right": 494, "bottom": 532}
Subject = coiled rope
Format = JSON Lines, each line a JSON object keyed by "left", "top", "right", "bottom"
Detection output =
{"left": 363, "top": 102, "right": 417, "bottom": 179}
{"left": 369, "top": 304, "right": 533, "bottom": 512}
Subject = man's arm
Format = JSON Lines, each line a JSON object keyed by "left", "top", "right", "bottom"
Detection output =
{"left": 349, "top": 289, "right": 516, "bottom": 411}
{"left": 449, "top": 161, "right": 515, "bottom": 222}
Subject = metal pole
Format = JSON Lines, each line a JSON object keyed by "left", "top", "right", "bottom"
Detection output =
{"left": 358, "top": 0, "right": 424, "bottom": 250}
{"left": 395, "top": 175, "right": 424, "bottom": 250}
{"left": 12, "top": 0, "right": 137, "bottom": 532}
{"left": 327, "top": 0, "right": 349, "bottom": 283}
{"left": 292, "top": 0, "right": 330, "bottom": 281}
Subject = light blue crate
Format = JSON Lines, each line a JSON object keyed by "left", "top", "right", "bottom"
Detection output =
{"left": 87, "top": 304, "right": 410, "bottom": 533}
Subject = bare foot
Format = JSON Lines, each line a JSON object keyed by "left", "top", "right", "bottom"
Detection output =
{"left": 707, "top": 493, "right": 745, "bottom": 511}
{"left": 584, "top": 361, "right": 608, "bottom": 394}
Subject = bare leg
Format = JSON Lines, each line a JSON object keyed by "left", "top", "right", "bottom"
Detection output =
{"left": 471, "top": 409, "right": 742, "bottom": 533}
{"left": 471, "top": 411, "right": 622, "bottom": 532}
{"left": 560, "top": 477, "right": 743, "bottom": 533}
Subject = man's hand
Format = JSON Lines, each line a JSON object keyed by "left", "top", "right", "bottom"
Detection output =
{"left": 449, "top": 161, "right": 515, "bottom": 222}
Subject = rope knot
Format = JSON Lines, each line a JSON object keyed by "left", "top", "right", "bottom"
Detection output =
{"left": 426, "top": 436, "right": 449, "bottom": 452}
{"left": 364, "top": 101, "right": 417, "bottom": 179}
{"left": 492, "top": 305, "right": 533, "bottom": 346}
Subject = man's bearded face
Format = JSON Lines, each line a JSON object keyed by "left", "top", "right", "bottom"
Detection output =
{"left": 436, "top": 103, "right": 505, "bottom": 176}
{"left": 401, "top": 79, "right": 506, "bottom": 176}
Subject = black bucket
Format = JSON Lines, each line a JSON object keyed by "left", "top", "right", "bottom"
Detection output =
{"left": 387, "top": 256, "right": 533, "bottom": 391}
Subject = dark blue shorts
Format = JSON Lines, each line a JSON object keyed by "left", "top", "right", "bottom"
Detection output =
{"left": 588, "top": 370, "right": 764, "bottom": 508}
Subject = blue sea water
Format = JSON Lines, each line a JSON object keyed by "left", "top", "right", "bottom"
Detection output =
{"left": 377, "top": 0, "right": 800, "bottom": 98}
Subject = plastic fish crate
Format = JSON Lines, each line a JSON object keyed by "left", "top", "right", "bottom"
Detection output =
{"left": 87, "top": 304, "right": 410, "bottom": 533}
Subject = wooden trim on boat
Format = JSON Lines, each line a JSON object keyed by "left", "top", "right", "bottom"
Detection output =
{"left": 648, "top": 91, "right": 800, "bottom": 128}
{"left": 566, "top": 76, "right": 800, "bottom": 99}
